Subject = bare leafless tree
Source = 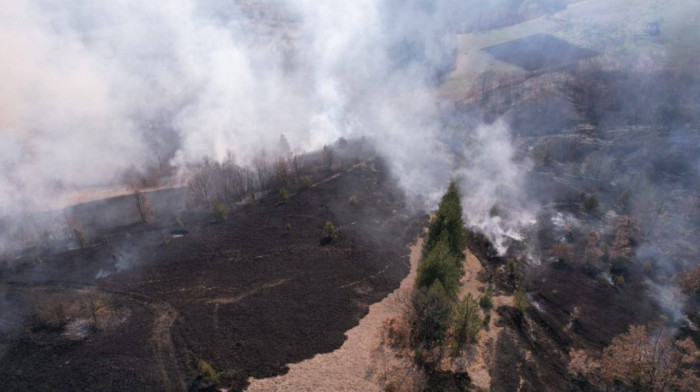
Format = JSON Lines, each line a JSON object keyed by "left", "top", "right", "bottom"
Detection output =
{"left": 322, "top": 145, "right": 334, "bottom": 169}
{"left": 133, "top": 190, "right": 154, "bottom": 222}
{"left": 291, "top": 151, "right": 304, "bottom": 182}
{"left": 253, "top": 149, "right": 273, "bottom": 191}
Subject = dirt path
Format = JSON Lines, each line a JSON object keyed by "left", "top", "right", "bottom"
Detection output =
{"left": 209, "top": 278, "right": 292, "bottom": 330}
{"left": 245, "top": 237, "right": 424, "bottom": 392}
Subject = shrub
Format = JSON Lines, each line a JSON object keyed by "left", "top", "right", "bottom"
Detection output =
{"left": 175, "top": 217, "right": 185, "bottom": 228}
{"left": 507, "top": 258, "right": 517, "bottom": 277}
{"left": 32, "top": 293, "right": 74, "bottom": 328}
{"left": 412, "top": 280, "right": 452, "bottom": 347}
{"left": 479, "top": 286, "right": 493, "bottom": 309}
{"left": 451, "top": 293, "right": 482, "bottom": 353}
{"left": 301, "top": 176, "right": 312, "bottom": 187}
{"left": 280, "top": 187, "right": 290, "bottom": 200}
{"left": 322, "top": 221, "right": 339, "bottom": 242}
{"left": 552, "top": 242, "right": 573, "bottom": 263}
{"left": 161, "top": 233, "right": 170, "bottom": 245}
{"left": 483, "top": 312, "right": 491, "bottom": 327}
{"left": 568, "top": 348, "right": 599, "bottom": 379}
{"left": 348, "top": 195, "right": 358, "bottom": 206}
{"left": 198, "top": 360, "right": 220, "bottom": 384}
{"left": 678, "top": 265, "right": 700, "bottom": 294}
{"left": 415, "top": 237, "right": 462, "bottom": 298}
{"left": 381, "top": 315, "right": 411, "bottom": 350}
{"left": 211, "top": 201, "right": 228, "bottom": 222}
{"left": 584, "top": 230, "right": 603, "bottom": 264}
{"left": 583, "top": 193, "right": 598, "bottom": 212}
{"left": 286, "top": 223, "right": 292, "bottom": 233}
{"left": 66, "top": 216, "right": 88, "bottom": 248}
{"left": 514, "top": 289, "right": 529, "bottom": 315}
{"left": 74, "top": 229, "right": 89, "bottom": 249}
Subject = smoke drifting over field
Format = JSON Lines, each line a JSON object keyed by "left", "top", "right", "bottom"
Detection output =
{"left": 1, "top": 1, "right": 698, "bottom": 267}
{"left": 0, "top": 1, "right": 533, "bottom": 247}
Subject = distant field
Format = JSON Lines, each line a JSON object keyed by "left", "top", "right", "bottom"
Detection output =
{"left": 482, "top": 33, "right": 598, "bottom": 72}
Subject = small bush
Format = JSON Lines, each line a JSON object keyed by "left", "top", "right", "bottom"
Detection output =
{"left": 552, "top": 243, "right": 573, "bottom": 263}
{"left": 514, "top": 289, "right": 529, "bottom": 315}
{"left": 415, "top": 237, "right": 462, "bottom": 298}
{"left": 161, "top": 233, "right": 170, "bottom": 245}
{"left": 507, "top": 258, "right": 517, "bottom": 277}
{"left": 483, "top": 312, "right": 491, "bottom": 327}
{"left": 584, "top": 193, "right": 599, "bottom": 212}
{"left": 280, "top": 187, "right": 290, "bottom": 200}
{"left": 381, "top": 315, "right": 411, "bottom": 350}
{"left": 322, "top": 221, "right": 339, "bottom": 242}
{"left": 286, "top": 223, "right": 292, "bottom": 233}
{"left": 479, "top": 286, "right": 493, "bottom": 309}
{"left": 412, "top": 280, "right": 452, "bottom": 347}
{"left": 175, "top": 217, "right": 185, "bottom": 228}
{"left": 74, "top": 229, "right": 89, "bottom": 249}
{"left": 451, "top": 293, "right": 482, "bottom": 353}
{"left": 33, "top": 293, "right": 74, "bottom": 328}
{"left": 301, "top": 176, "right": 312, "bottom": 187}
{"left": 198, "top": 360, "right": 220, "bottom": 384}
{"left": 211, "top": 201, "right": 228, "bottom": 222}
{"left": 348, "top": 195, "right": 358, "bottom": 206}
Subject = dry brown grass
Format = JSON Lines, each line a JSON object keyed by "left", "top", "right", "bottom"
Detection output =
{"left": 381, "top": 315, "right": 412, "bottom": 352}
{"left": 31, "top": 289, "right": 114, "bottom": 330}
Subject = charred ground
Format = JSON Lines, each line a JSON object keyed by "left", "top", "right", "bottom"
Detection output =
{"left": 0, "top": 158, "right": 425, "bottom": 391}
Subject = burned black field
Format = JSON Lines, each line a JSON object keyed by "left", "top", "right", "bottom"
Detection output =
{"left": 0, "top": 161, "right": 425, "bottom": 391}
{"left": 483, "top": 34, "right": 598, "bottom": 72}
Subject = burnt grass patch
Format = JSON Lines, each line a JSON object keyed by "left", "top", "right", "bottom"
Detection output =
{"left": 483, "top": 34, "right": 598, "bottom": 72}
{"left": 0, "top": 160, "right": 426, "bottom": 391}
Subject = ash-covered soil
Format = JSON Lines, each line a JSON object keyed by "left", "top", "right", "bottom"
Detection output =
{"left": 0, "top": 160, "right": 425, "bottom": 391}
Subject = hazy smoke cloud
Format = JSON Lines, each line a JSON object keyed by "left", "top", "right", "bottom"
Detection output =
{"left": 454, "top": 120, "right": 537, "bottom": 254}
{"left": 0, "top": 0, "right": 542, "bottom": 255}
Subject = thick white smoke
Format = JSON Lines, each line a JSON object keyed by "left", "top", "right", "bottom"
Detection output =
{"left": 1, "top": 0, "right": 534, "bottom": 253}
{"left": 455, "top": 120, "right": 537, "bottom": 255}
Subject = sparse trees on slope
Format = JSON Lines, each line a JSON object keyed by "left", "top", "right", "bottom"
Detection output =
{"left": 415, "top": 236, "right": 462, "bottom": 298}
{"left": 412, "top": 280, "right": 452, "bottom": 347}
{"left": 187, "top": 155, "right": 257, "bottom": 209}
{"left": 452, "top": 293, "right": 482, "bottom": 349}
{"left": 569, "top": 324, "right": 699, "bottom": 391}
{"left": 584, "top": 230, "right": 604, "bottom": 264}
{"left": 322, "top": 145, "right": 334, "bottom": 169}
{"left": 552, "top": 242, "right": 573, "bottom": 263}
{"left": 412, "top": 182, "right": 469, "bottom": 349}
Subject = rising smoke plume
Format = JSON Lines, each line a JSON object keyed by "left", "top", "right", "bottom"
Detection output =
{"left": 0, "top": 0, "right": 535, "bottom": 252}
{"left": 3, "top": 0, "right": 697, "bottom": 270}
